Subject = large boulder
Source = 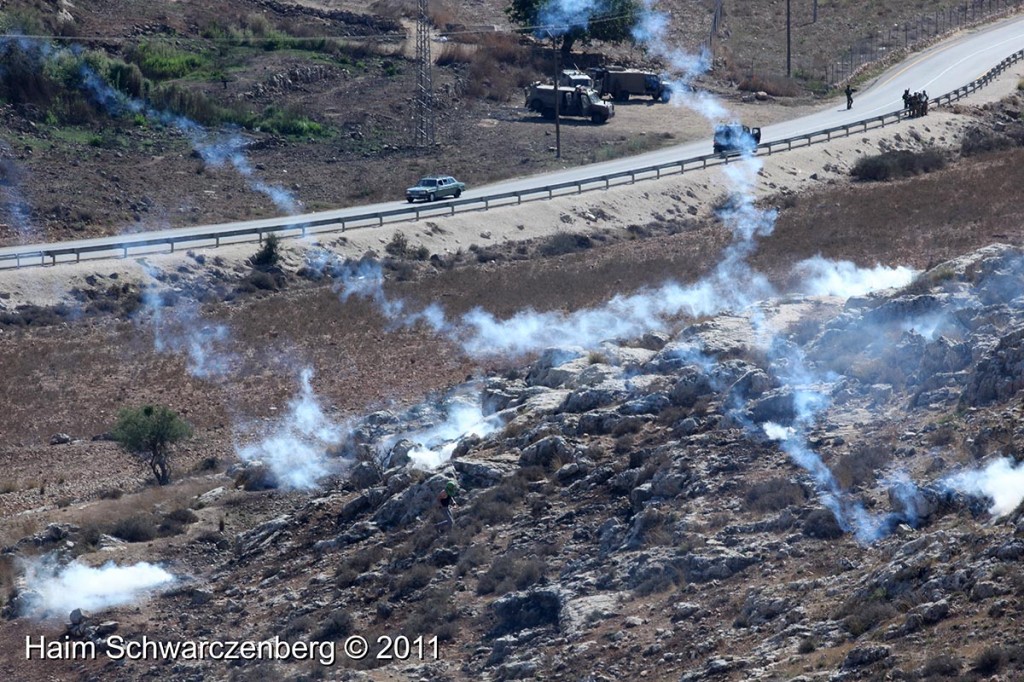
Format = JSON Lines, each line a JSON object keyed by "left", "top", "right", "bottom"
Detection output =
{"left": 491, "top": 587, "right": 566, "bottom": 636}
{"left": 371, "top": 475, "right": 449, "bottom": 529}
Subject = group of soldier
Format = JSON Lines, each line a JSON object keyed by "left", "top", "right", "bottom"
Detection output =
{"left": 903, "top": 89, "right": 930, "bottom": 117}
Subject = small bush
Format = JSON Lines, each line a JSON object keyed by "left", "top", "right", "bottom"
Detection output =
{"left": 843, "top": 600, "right": 896, "bottom": 636}
{"left": 385, "top": 231, "right": 408, "bottom": 257}
{"left": 435, "top": 43, "right": 472, "bottom": 66}
{"left": 539, "top": 232, "right": 592, "bottom": 257}
{"left": 833, "top": 444, "right": 890, "bottom": 489}
{"left": 802, "top": 509, "right": 844, "bottom": 539}
{"left": 244, "top": 270, "right": 279, "bottom": 291}
{"left": 476, "top": 553, "right": 546, "bottom": 595}
{"left": 390, "top": 564, "right": 434, "bottom": 601}
{"left": 920, "top": 654, "right": 960, "bottom": 677}
{"left": 960, "top": 126, "right": 1015, "bottom": 157}
{"left": 736, "top": 74, "right": 802, "bottom": 97}
{"left": 110, "top": 514, "right": 158, "bottom": 542}
{"left": 972, "top": 645, "right": 1007, "bottom": 674}
{"left": 744, "top": 478, "right": 806, "bottom": 512}
{"left": 315, "top": 610, "right": 353, "bottom": 640}
{"left": 851, "top": 148, "right": 946, "bottom": 182}
{"left": 127, "top": 42, "right": 206, "bottom": 80}
{"left": 249, "top": 234, "right": 281, "bottom": 269}
{"left": 797, "top": 638, "right": 816, "bottom": 654}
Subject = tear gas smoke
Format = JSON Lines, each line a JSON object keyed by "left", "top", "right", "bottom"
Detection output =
{"left": 1, "top": 35, "right": 298, "bottom": 215}
{"left": 538, "top": 0, "right": 600, "bottom": 34}
{"left": 141, "top": 269, "right": 236, "bottom": 380}
{"left": 236, "top": 369, "right": 344, "bottom": 489}
{"left": 0, "top": 142, "right": 35, "bottom": 242}
{"left": 20, "top": 558, "right": 175, "bottom": 618}
{"left": 388, "top": 393, "right": 503, "bottom": 470}
{"left": 946, "top": 457, "right": 1024, "bottom": 517}
{"left": 795, "top": 257, "right": 918, "bottom": 297}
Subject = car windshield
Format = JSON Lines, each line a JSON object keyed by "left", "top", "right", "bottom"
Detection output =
{"left": 417, "top": 178, "right": 438, "bottom": 187}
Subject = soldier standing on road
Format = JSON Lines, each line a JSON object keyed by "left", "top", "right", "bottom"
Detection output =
{"left": 845, "top": 84, "right": 854, "bottom": 110}
{"left": 902, "top": 89, "right": 911, "bottom": 111}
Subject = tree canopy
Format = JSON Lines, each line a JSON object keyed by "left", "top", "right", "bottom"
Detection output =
{"left": 113, "top": 405, "right": 191, "bottom": 485}
{"left": 505, "top": 0, "right": 639, "bottom": 55}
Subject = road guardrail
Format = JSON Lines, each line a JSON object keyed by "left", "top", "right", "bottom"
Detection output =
{"left": 1, "top": 48, "right": 1021, "bottom": 269}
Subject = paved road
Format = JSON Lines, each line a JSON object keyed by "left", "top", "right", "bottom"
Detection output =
{"left": 2, "top": 14, "right": 1023, "bottom": 265}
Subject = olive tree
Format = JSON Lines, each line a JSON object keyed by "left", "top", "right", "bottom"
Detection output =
{"left": 506, "top": 0, "right": 639, "bottom": 55}
{"left": 113, "top": 405, "right": 191, "bottom": 485}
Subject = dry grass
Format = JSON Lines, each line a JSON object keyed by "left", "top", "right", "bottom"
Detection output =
{"left": 762, "top": 148, "right": 1024, "bottom": 278}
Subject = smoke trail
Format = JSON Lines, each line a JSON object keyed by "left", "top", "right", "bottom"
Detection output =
{"left": 538, "top": 0, "right": 601, "bottom": 33}
{"left": 331, "top": 258, "right": 448, "bottom": 333}
{"left": 631, "top": 0, "right": 727, "bottom": 119}
{"left": 386, "top": 392, "right": 503, "bottom": 470}
{"left": 0, "top": 34, "right": 299, "bottom": 215}
{"left": 945, "top": 457, "right": 1024, "bottom": 517}
{"left": 235, "top": 369, "right": 344, "bottom": 489}
{"left": 0, "top": 143, "right": 35, "bottom": 242}
{"left": 19, "top": 557, "right": 175, "bottom": 618}
{"left": 140, "top": 269, "right": 236, "bottom": 380}
{"left": 795, "top": 257, "right": 918, "bottom": 297}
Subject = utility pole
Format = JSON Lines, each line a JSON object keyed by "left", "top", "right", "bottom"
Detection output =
{"left": 813, "top": 0, "right": 818, "bottom": 23}
{"left": 786, "top": 0, "right": 792, "bottom": 77}
{"left": 554, "top": 43, "right": 561, "bottom": 159}
{"left": 414, "top": 0, "right": 435, "bottom": 146}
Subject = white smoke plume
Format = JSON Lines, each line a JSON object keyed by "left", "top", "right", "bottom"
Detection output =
{"left": 946, "top": 457, "right": 1024, "bottom": 517}
{"left": 795, "top": 257, "right": 919, "bottom": 297}
{"left": 140, "top": 268, "right": 236, "bottom": 380}
{"left": 392, "top": 393, "right": 503, "bottom": 471}
{"left": 538, "top": 0, "right": 600, "bottom": 34}
{"left": 19, "top": 558, "right": 176, "bottom": 618}
{"left": 0, "top": 140, "right": 35, "bottom": 242}
{"left": 236, "top": 369, "right": 344, "bottom": 489}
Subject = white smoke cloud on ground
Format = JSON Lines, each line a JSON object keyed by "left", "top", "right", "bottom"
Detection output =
{"left": 795, "top": 257, "right": 918, "bottom": 297}
{"left": 236, "top": 369, "right": 345, "bottom": 489}
{"left": 945, "top": 457, "right": 1024, "bottom": 517}
{"left": 19, "top": 558, "right": 176, "bottom": 618}
{"left": 393, "top": 393, "right": 503, "bottom": 470}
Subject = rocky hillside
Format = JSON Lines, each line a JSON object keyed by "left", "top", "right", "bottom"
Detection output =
{"left": 6, "top": 243, "right": 1021, "bottom": 681}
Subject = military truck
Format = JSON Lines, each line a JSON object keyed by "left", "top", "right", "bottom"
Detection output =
{"left": 591, "top": 67, "right": 673, "bottom": 103}
{"left": 713, "top": 123, "right": 761, "bottom": 155}
{"left": 524, "top": 83, "right": 614, "bottom": 124}
{"left": 556, "top": 69, "right": 594, "bottom": 89}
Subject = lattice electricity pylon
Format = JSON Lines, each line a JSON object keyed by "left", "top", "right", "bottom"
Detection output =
{"left": 414, "top": 0, "right": 435, "bottom": 146}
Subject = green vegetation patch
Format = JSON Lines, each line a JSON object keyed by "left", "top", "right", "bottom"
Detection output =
{"left": 127, "top": 42, "right": 208, "bottom": 80}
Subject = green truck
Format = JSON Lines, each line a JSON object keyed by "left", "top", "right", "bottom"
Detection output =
{"left": 524, "top": 83, "right": 614, "bottom": 124}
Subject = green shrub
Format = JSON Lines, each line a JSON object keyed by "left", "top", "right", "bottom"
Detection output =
{"left": 127, "top": 42, "right": 207, "bottom": 80}
{"left": 112, "top": 405, "right": 191, "bottom": 485}
{"left": 248, "top": 233, "right": 281, "bottom": 269}
{"left": 385, "top": 231, "right": 409, "bottom": 257}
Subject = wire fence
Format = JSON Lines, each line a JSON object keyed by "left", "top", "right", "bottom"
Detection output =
{"left": 825, "top": 0, "right": 1024, "bottom": 86}
{"left": 718, "top": 0, "right": 1024, "bottom": 89}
